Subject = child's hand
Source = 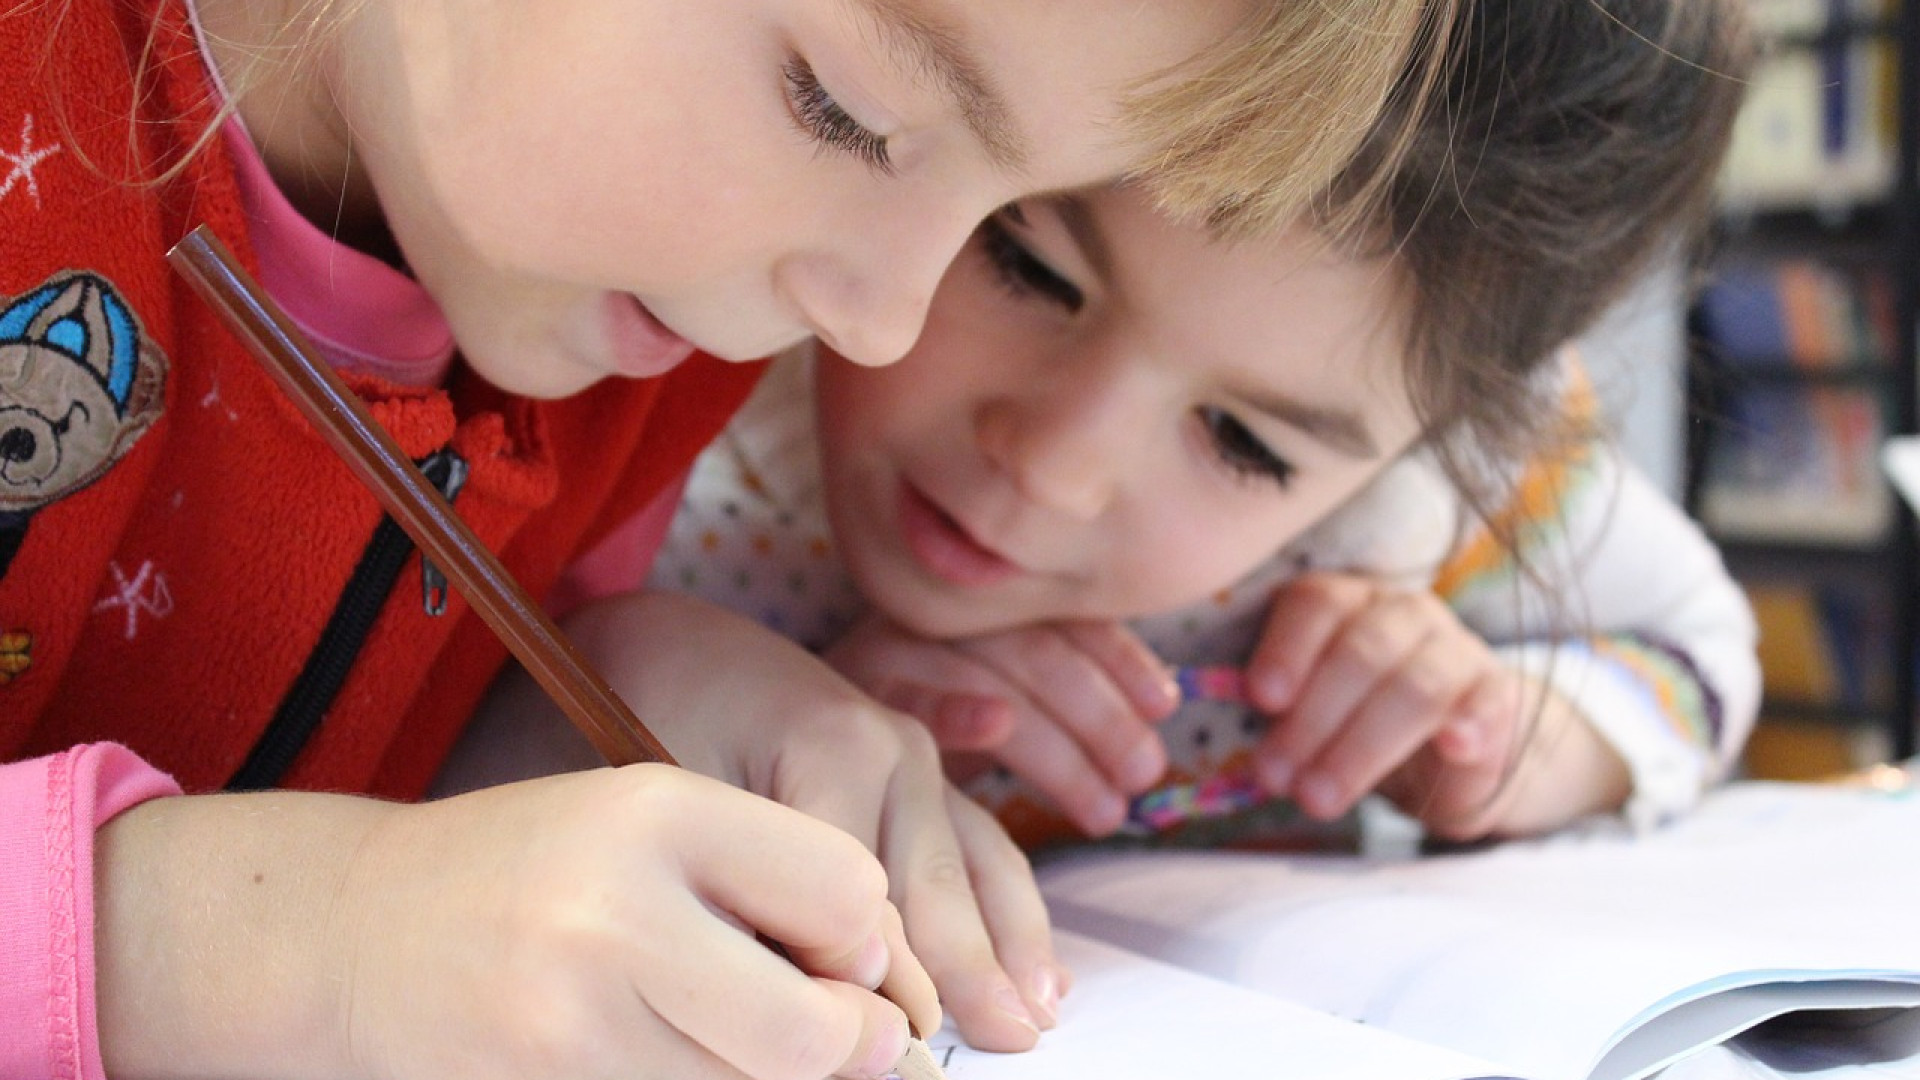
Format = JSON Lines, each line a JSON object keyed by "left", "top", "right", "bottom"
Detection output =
{"left": 96, "top": 769, "right": 932, "bottom": 1080}
{"left": 1245, "top": 572, "right": 1544, "bottom": 833}
{"left": 1372, "top": 669, "right": 1630, "bottom": 840}
{"left": 564, "top": 592, "right": 1066, "bottom": 1050}
{"left": 824, "top": 613, "right": 1181, "bottom": 837}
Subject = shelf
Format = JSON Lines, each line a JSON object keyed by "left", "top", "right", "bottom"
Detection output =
{"left": 1687, "top": 0, "right": 1918, "bottom": 762}
{"left": 1758, "top": 698, "right": 1893, "bottom": 728}
{"left": 1718, "top": 534, "right": 1898, "bottom": 568}
{"left": 1690, "top": 359, "right": 1895, "bottom": 386}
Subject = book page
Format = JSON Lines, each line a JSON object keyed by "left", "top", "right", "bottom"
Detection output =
{"left": 925, "top": 931, "right": 1517, "bottom": 1080}
{"left": 1036, "top": 783, "right": 1920, "bottom": 1080}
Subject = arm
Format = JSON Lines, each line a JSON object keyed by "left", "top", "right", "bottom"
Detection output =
{"left": 1437, "top": 442, "right": 1760, "bottom": 830}
{"left": 95, "top": 765, "right": 930, "bottom": 1080}
{"left": 11, "top": 743, "right": 924, "bottom": 1080}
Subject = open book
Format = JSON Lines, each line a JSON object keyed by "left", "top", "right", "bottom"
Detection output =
{"left": 923, "top": 779, "right": 1920, "bottom": 1080}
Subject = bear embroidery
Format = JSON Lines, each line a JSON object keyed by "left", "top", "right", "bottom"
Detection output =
{"left": 0, "top": 270, "right": 167, "bottom": 578}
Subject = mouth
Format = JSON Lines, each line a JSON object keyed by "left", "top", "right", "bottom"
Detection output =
{"left": 604, "top": 294, "right": 698, "bottom": 378}
{"left": 896, "top": 481, "right": 1023, "bottom": 588}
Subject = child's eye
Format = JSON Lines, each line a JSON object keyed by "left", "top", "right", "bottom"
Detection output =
{"left": 783, "top": 57, "right": 893, "bottom": 175}
{"left": 979, "top": 215, "right": 1084, "bottom": 313}
{"left": 1199, "top": 406, "right": 1294, "bottom": 488}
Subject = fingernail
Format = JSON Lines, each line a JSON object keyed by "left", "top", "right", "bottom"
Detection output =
{"left": 994, "top": 984, "right": 1040, "bottom": 1033}
{"left": 1121, "top": 738, "right": 1165, "bottom": 791}
{"left": 852, "top": 930, "right": 890, "bottom": 989}
{"left": 1087, "top": 792, "right": 1129, "bottom": 835}
{"left": 1296, "top": 773, "right": 1342, "bottom": 818}
{"left": 1029, "top": 966, "right": 1060, "bottom": 1029}
{"left": 1252, "top": 670, "right": 1290, "bottom": 708}
{"left": 1151, "top": 667, "right": 1182, "bottom": 712}
{"left": 860, "top": 1017, "right": 910, "bottom": 1079}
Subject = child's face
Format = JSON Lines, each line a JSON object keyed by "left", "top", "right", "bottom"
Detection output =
{"left": 815, "top": 187, "right": 1424, "bottom": 639}
{"left": 328, "top": 0, "right": 1250, "bottom": 398}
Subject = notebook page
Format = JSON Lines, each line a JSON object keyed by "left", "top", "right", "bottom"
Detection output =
{"left": 927, "top": 930, "right": 1515, "bottom": 1080}
{"left": 1038, "top": 783, "right": 1920, "bottom": 1080}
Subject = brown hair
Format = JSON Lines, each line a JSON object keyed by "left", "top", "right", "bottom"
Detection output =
{"left": 1339, "top": 0, "right": 1754, "bottom": 524}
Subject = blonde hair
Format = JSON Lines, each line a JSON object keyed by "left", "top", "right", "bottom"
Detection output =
{"left": 1123, "top": 0, "right": 1458, "bottom": 237}
{"left": 59, "top": 0, "right": 1449, "bottom": 237}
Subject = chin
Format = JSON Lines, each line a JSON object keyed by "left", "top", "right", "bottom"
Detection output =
{"left": 462, "top": 347, "right": 599, "bottom": 400}
{"left": 867, "top": 582, "right": 1024, "bottom": 642}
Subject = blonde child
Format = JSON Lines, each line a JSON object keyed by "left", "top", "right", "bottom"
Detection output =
{"left": 627, "top": 0, "right": 1760, "bottom": 853}
{"left": 0, "top": 0, "right": 1453, "bottom": 1076}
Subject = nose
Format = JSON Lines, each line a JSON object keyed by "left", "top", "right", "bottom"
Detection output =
{"left": 773, "top": 203, "right": 980, "bottom": 368}
{"left": 974, "top": 347, "right": 1147, "bottom": 522}
{"left": 0, "top": 426, "right": 36, "bottom": 463}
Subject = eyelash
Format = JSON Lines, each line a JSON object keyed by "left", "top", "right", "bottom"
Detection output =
{"left": 783, "top": 57, "right": 893, "bottom": 175}
{"left": 978, "top": 213, "right": 1292, "bottom": 489}
{"left": 1201, "top": 406, "right": 1294, "bottom": 488}
{"left": 978, "top": 214, "right": 1084, "bottom": 312}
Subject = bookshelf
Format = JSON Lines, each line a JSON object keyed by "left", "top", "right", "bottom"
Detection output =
{"left": 1686, "top": 0, "right": 1920, "bottom": 764}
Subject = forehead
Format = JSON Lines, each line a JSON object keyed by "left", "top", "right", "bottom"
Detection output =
{"left": 868, "top": 0, "right": 1253, "bottom": 187}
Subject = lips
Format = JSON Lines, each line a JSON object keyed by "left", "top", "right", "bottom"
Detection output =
{"left": 604, "top": 293, "right": 697, "bottom": 378}
{"left": 896, "top": 481, "right": 1023, "bottom": 588}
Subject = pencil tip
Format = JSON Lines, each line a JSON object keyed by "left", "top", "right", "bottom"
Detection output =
{"left": 888, "top": 1035, "right": 949, "bottom": 1080}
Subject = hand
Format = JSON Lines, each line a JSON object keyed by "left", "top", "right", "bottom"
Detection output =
{"left": 96, "top": 768, "right": 931, "bottom": 1080}
{"left": 824, "top": 613, "right": 1181, "bottom": 837}
{"left": 1246, "top": 572, "right": 1625, "bottom": 840}
{"left": 564, "top": 591, "right": 1066, "bottom": 1050}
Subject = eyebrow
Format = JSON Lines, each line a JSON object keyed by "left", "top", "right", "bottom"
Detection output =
{"left": 853, "top": 0, "right": 1028, "bottom": 171}
{"left": 1238, "top": 388, "right": 1380, "bottom": 459}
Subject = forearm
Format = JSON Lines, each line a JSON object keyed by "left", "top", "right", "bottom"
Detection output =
{"left": 96, "top": 790, "right": 397, "bottom": 1080}
{"left": 1481, "top": 684, "right": 1631, "bottom": 837}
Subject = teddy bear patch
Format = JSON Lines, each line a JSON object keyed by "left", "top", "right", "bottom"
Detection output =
{"left": 0, "top": 270, "right": 167, "bottom": 581}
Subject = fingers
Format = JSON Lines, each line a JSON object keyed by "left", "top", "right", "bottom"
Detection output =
{"left": 984, "top": 702, "right": 1132, "bottom": 835}
{"left": 947, "top": 790, "right": 1067, "bottom": 1031}
{"left": 1054, "top": 620, "right": 1182, "bottom": 721}
{"left": 659, "top": 771, "right": 937, "bottom": 1080}
{"left": 923, "top": 690, "right": 1019, "bottom": 751}
{"left": 877, "top": 770, "right": 1044, "bottom": 1051}
{"left": 962, "top": 626, "right": 1168, "bottom": 804}
{"left": 1252, "top": 576, "right": 1497, "bottom": 820}
{"left": 1377, "top": 675, "right": 1530, "bottom": 839}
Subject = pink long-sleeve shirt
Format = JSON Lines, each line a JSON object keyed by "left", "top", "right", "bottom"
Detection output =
{"left": 0, "top": 746, "right": 181, "bottom": 1080}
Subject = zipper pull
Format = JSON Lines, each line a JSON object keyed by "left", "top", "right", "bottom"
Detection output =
{"left": 418, "top": 447, "right": 471, "bottom": 616}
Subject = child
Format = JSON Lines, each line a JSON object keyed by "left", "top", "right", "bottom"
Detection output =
{"left": 631, "top": 0, "right": 1760, "bottom": 851}
{"left": 0, "top": 0, "right": 1453, "bottom": 1076}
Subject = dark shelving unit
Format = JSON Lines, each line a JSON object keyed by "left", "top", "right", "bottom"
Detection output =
{"left": 1686, "top": 3, "right": 1919, "bottom": 762}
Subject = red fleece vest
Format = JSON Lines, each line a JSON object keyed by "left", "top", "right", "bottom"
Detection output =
{"left": 0, "top": 0, "right": 760, "bottom": 798}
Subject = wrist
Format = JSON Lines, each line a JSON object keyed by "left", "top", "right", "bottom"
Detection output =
{"left": 95, "top": 791, "right": 398, "bottom": 1080}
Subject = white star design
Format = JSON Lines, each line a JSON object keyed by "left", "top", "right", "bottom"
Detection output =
{"left": 94, "top": 560, "right": 174, "bottom": 640}
{"left": 1, "top": 114, "right": 63, "bottom": 210}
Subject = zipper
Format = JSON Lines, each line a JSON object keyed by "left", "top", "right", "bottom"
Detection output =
{"left": 227, "top": 447, "right": 467, "bottom": 791}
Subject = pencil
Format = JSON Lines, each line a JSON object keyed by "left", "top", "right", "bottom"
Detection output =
{"left": 166, "top": 223, "right": 949, "bottom": 1079}
{"left": 166, "top": 224, "right": 675, "bottom": 769}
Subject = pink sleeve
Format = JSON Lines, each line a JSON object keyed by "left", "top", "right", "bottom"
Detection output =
{"left": 545, "top": 474, "right": 691, "bottom": 620}
{"left": 0, "top": 745, "right": 182, "bottom": 1080}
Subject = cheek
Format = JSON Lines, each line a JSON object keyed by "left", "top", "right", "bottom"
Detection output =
{"left": 1107, "top": 496, "right": 1313, "bottom": 615}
